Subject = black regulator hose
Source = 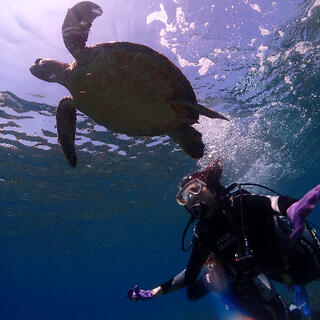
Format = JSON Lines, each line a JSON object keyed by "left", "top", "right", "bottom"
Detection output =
{"left": 182, "top": 215, "right": 196, "bottom": 252}
{"left": 226, "top": 182, "right": 282, "bottom": 196}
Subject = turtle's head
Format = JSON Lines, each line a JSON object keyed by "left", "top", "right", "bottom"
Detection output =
{"left": 30, "top": 58, "right": 70, "bottom": 86}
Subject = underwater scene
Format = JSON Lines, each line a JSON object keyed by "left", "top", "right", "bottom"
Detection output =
{"left": 1, "top": 0, "right": 320, "bottom": 319}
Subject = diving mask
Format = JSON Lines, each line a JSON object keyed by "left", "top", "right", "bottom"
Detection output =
{"left": 176, "top": 178, "right": 207, "bottom": 207}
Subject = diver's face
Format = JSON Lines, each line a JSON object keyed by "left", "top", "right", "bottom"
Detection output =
{"left": 176, "top": 179, "right": 218, "bottom": 218}
{"left": 192, "top": 186, "right": 218, "bottom": 218}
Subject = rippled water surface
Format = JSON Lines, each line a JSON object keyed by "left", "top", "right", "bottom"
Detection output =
{"left": 1, "top": 0, "right": 320, "bottom": 319}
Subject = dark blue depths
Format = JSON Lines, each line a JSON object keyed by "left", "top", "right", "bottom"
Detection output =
{"left": 2, "top": 1, "right": 320, "bottom": 319}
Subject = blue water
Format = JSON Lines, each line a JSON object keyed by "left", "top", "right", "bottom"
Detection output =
{"left": 1, "top": 0, "right": 320, "bottom": 319}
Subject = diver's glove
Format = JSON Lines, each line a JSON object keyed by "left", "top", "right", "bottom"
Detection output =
{"left": 128, "top": 285, "right": 153, "bottom": 302}
{"left": 287, "top": 184, "right": 320, "bottom": 240}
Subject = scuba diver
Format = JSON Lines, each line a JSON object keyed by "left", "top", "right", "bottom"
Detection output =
{"left": 128, "top": 160, "right": 320, "bottom": 320}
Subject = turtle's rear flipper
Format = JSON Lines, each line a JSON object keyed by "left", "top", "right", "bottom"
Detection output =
{"left": 56, "top": 97, "right": 77, "bottom": 168}
{"left": 195, "top": 103, "right": 229, "bottom": 121}
{"left": 62, "top": 1, "right": 103, "bottom": 59}
{"left": 168, "top": 125, "right": 204, "bottom": 159}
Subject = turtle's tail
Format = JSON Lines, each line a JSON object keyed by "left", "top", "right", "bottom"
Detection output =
{"left": 195, "top": 103, "right": 229, "bottom": 121}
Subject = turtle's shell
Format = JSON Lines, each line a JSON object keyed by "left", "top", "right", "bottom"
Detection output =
{"left": 68, "top": 42, "right": 198, "bottom": 136}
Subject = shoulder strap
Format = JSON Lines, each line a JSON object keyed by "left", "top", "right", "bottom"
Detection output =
{"left": 227, "top": 189, "right": 254, "bottom": 266}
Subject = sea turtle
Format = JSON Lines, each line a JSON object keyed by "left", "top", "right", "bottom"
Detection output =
{"left": 30, "top": 1, "right": 228, "bottom": 168}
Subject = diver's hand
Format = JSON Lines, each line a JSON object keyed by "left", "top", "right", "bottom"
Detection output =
{"left": 128, "top": 285, "right": 153, "bottom": 302}
{"left": 287, "top": 184, "right": 320, "bottom": 239}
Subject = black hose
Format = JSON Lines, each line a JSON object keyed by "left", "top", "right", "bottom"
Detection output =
{"left": 182, "top": 216, "right": 196, "bottom": 252}
{"left": 226, "top": 182, "right": 282, "bottom": 196}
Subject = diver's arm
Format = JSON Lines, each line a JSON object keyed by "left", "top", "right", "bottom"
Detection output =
{"left": 151, "top": 271, "right": 213, "bottom": 299}
{"left": 128, "top": 269, "right": 189, "bottom": 301}
{"left": 185, "top": 240, "right": 212, "bottom": 300}
{"left": 157, "top": 240, "right": 210, "bottom": 296}
{"left": 128, "top": 240, "right": 210, "bottom": 301}
{"left": 258, "top": 184, "right": 320, "bottom": 239}
{"left": 263, "top": 184, "right": 320, "bottom": 239}
{"left": 145, "top": 268, "right": 187, "bottom": 298}
{"left": 159, "top": 268, "right": 187, "bottom": 294}
{"left": 151, "top": 285, "right": 163, "bottom": 296}
{"left": 263, "top": 195, "right": 297, "bottom": 215}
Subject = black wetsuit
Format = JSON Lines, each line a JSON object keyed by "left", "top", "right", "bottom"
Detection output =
{"left": 160, "top": 192, "right": 320, "bottom": 320}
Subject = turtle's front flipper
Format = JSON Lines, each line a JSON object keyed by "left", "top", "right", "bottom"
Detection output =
{"left": 62, "top": 1, "right": 102, "bottom": 59}
{"left": 168, "top": 125, "right": 204, "bottom": 159}
{"left": 56, "top": 97, "right": 77, "bottom": 168}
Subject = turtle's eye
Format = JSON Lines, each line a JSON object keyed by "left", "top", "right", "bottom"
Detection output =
{"left": 35, "top": 58, "right": 42, "bottom": 65}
